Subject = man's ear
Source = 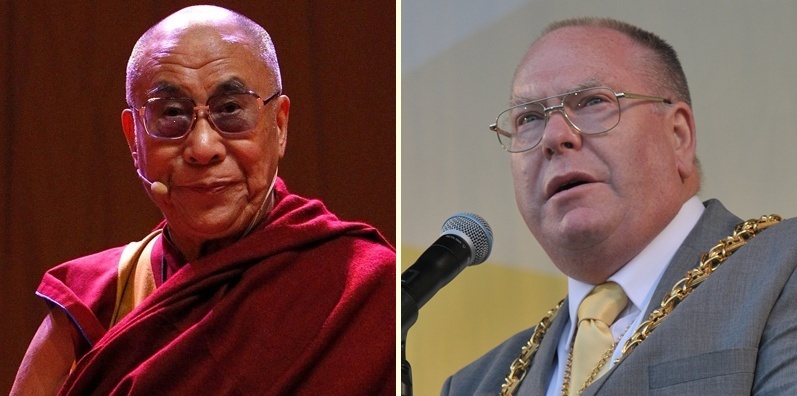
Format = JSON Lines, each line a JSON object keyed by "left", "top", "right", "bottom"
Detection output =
{"left": 121, "top": 109, "right": 139, "bottom": 167}
{"left": 669, "top": 102, "right": 697, "bottom": 180}
{"left": 275, "top": 95, "right": 290, "bottom": 158}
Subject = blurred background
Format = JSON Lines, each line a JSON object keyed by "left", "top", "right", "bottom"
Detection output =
{"left": 402, "top": 1, "right": 797, "bottom": 395}
{"left": 0, "top": 1, "right": 394, "bottom": 392}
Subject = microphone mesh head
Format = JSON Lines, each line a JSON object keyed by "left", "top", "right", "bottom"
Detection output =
{"left": 441, "top": 213, "right": 493, "bottom": 265}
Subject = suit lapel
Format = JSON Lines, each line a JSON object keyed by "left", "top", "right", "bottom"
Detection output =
{"left": 643, "top": 199, "right": 741, "bottom": 319}
{"left": 584, "top": 199, "right": 741, "bottom": 395}
{"left": 521, "top": 296, "right": 569, "bottom": 393}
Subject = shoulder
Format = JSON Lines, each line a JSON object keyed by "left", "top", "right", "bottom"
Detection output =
{"left": 736, "top": 215, "right": 797, "bottom": 267}
{"left": 44, "top": 245, "right": 128, "bottom": 286}
{"left": 267, "top": 182, "right": 395, "bottom": 266}
{"left": 442, "top": 327, "right": 534, "bottom": 395}
{"left": 342, "top": 234, "right": 396, "bottom": 273}
{"left": 762, "top": 215, "right": 797, "bottom": 235}
{"left": 695, "top": 202, "right": 797, "bottom": 269}
{"left": 36, "top": 244, "right": 129, "bottom": 350}
{"left": 332, "top": 234, "right": 395, "bottom": 308}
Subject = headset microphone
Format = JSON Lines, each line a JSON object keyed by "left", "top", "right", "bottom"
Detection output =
{"left": 136, "top": 169, "right": 169, "bottom": 195}
{"left": 136, "top": 167, "right": 277, "bottom": 199}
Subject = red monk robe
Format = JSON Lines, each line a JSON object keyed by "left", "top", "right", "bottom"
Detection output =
{"left": 36, "top": 178, "right": 396, "bottom": 395}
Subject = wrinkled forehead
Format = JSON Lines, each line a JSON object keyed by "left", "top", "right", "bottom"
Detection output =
{"left": 130, "top": 24, "right": 267, "bottom": 99}
{"left": 510, "top": 26, "right": 642, "bottom": 104}
{"left": 145, "top": 23, "right": 255, "bottom": 66}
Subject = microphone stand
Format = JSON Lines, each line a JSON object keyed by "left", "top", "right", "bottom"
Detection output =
{"left": 399, "top": 213, "right": 492, "bottom": 395}
{"left": 401, "top": 338, "right": 412, "bottom": 396}
{"left": 401, "top": 287, "right": 416, "bottom": 396}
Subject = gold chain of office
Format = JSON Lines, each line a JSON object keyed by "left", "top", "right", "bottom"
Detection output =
{"left": 499, "top": 213, "right": 782, "bottom": 396}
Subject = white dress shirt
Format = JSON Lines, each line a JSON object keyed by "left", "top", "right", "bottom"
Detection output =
{"left": 541, "top": 196, "right": 705, "bottom": 396}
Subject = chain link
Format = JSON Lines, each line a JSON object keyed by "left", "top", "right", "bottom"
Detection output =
{"left": 501, "top": 300, "right": 563, "bottom": 395}
{"left": 618, "top": 214, "right": 781, "bottom": 360}
{"left": 499, "top": 214, "right": 781, "bottom": 396}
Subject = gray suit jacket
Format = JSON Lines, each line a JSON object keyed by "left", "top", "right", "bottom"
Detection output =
{"left": 442, "top": 199, "right": 797, "bottom": 395}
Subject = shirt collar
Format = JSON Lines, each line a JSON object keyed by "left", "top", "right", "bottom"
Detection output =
{"left": 567, "top": 196, "right": 705, "bottom": 322}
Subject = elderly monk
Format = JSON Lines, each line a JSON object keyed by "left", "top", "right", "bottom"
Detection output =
{"left": 12, "top": 6, "right": 395, "bottom": 395}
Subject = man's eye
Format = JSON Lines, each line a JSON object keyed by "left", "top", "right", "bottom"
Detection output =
{"left": 162, "top": 106, "right": 186, "bottom": 117}
{"left": 213, "top": 99, "right": 244, "bottom": 114}
{"left": 585, "top": 97, "right": 604, "bottom": 106}
{"left": 582, "top": 96, "right": 605, "bottom": 107}
{"left": 147, "top": 97, "right": 192, "bottom": 116}
{"left": 517, "top": 112, "right": 543, "bottom": 126}
{"left": 576, "top": 94, "right": 610, "bottom": 109}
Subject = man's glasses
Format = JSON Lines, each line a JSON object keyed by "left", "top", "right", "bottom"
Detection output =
{"left": 135, "top": 90, "right": 281, "bottom": 139}
{"left": 489, "top": 87, "right": 671, "bottom": 153}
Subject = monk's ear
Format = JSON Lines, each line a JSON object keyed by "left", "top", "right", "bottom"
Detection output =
{"left": 275, "top": 95, "right": 290, "bottom": 158}
{"left": 121, "top": 109, "right": 139, "bottom": 167}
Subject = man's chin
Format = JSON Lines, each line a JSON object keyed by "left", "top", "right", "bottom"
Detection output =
{"left": 546, "top": 208, "right": 612, "bottom": 249}
{"left": 172, "top": 212, "right": 250, "bottom": 241}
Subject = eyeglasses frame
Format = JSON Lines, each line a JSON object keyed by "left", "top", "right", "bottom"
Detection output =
{"left": 134, "top": 89, "right": 282, "bottom": 140}
{"left": 489, "top": 87, "right": 672, "bottom": 153}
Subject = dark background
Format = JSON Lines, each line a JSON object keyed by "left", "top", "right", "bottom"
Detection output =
{"left": 0, "top": 1, "right": 395, "bottom": 392}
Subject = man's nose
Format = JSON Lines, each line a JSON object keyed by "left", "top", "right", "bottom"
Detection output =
{"left": 540, "top": 108, "right": 582, "bottom": 157}
{"left": 183, "top": 109, "right": 227, "bottom": 165}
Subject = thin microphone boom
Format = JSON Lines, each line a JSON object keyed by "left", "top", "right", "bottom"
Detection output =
{"left": 136, "top": 168, "right": 169, "bottom": 195}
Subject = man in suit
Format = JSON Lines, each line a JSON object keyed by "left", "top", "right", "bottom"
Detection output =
{"left": 443, "top": 17, "right": 797, "bottom": 395}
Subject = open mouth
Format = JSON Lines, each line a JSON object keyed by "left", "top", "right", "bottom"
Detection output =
{"left": 555, "top": 180, "right": 588, "bottom": 194}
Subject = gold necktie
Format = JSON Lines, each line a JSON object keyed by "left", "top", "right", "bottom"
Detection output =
{"left": 568, "top": 282, "right": 628, "bottom": 395}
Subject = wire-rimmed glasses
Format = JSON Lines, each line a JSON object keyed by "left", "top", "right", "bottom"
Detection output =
{"left": 489, "top": 87, "right": 671, "bottom": 153}
{"left": 135, "top": 90, "right": 281, "bottom": 139}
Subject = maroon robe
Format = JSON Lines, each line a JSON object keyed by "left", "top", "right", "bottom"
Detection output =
{"left": 37, "top": 179, "right": 396, "bottom": 395}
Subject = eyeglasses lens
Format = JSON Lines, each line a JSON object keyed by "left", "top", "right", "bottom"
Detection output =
{"left": 495, "top": 88, "right": 621, "bottom": 152}
{"left": 144, "top": 93, "right": 261, "bottom": 138}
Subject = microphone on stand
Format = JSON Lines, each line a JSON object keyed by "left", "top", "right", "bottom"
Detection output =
{"left": 401, "top": 212, "right": 493, "bottom": 337}
{"left": 400, "top": 212, "right": 493, "bottom": 396}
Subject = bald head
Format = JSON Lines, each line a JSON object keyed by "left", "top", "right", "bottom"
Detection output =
{"left": 519, "top": 17, "right": 690, "bottom": 107}
{"left": 126, "top": 5, "right": 281, "bottom": 106}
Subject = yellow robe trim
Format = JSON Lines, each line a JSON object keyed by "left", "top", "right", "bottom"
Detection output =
{"left": 109, "top": 230, "right": 162, "bottom": 328}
